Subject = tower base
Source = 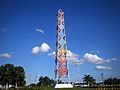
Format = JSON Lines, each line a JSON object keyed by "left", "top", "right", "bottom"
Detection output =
{"left": 55, "top": 84, "right": 73, "bottom": 88}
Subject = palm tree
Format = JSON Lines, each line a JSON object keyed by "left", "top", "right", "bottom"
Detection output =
{"left": 83, "top": 75, "right": 96, "bottom": 86}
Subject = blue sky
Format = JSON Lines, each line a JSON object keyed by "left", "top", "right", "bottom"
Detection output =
{"left": 0, "top": 0, "right": 120, "bottom": 84}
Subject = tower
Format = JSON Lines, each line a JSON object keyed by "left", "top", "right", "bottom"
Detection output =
{"left": 55, "top": 9, "right": 68, "bottom": 83}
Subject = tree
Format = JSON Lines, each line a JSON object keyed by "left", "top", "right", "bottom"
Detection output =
{"left": 3, "top": 64, "right": 14, "bottom": 88}
{"left": 83, "top": 75, "right": 96, "bottom": 86}
{"left": 37, "top": 76, "right": 44, "bottom": 86}
{"left": 37, "top": 76, "right": 51, "bottom": 86}
{"left": 29, "top": 83, "right": 37, "bottom": 87}
{"left": 12, "top": 66, "right": 26, "bottom": 87}
{"left": 0, "top": 65, "right": 5, "bottom": 86}
{"left": 50, "top": 79, "right": 56, "bottom": 85}
{"left": 0, "top": 64, "right": 26, "bottom": 89}
{"left": 37, "top": 76, "right": 55, "bottom": 87}
{"left": 104, "top": 78, "right": 120, "bottom": 85}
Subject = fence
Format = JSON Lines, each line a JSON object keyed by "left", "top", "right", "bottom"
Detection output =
{"left": 96, "top": 85, "right": 120, "bottom": 90}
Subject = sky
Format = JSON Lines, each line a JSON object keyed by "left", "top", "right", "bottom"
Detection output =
{"left": 0, "top": 0, "right": 120, "bottom": 84}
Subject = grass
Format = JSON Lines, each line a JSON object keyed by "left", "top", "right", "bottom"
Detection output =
{"left": 12, "top": 86, "right": 120, "bottom": 90}
{"left": 2, "top": 86, "right": 120, "bottom": 90}
{"left": 17, "top": 87, "right": 96, "bottom": 90}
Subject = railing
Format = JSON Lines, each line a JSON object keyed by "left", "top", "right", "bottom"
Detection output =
{"left": 96, "top": 84, "right": 120, "bottom": 90}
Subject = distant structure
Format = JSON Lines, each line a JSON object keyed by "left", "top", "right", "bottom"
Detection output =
{"left": 55, "top": 9, "right": 69, "bottom": 83}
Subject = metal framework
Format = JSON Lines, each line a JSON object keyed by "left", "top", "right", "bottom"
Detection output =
{"left": 55, "top": 9, "right": 69, "bottom": 83}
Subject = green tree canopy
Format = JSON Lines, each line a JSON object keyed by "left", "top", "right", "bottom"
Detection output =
{"left": 37, "top": 76, "right": 55, "bottom": 87}
{"left": 104, "top": 78, "right": 120, "bottom": 85}
{"left": 0, "top": 63, "right": 26, "bottom": 89}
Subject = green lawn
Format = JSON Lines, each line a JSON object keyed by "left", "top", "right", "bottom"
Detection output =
{"left": 3, "top": 86, "right": 120, "bottom": 90}
{"left": 21, "top": 87, "right": 96, "bottom": 90}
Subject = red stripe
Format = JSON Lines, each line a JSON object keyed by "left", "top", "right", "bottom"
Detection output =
{"left": 57, "top": 66, "right": 68, "bottom": 76}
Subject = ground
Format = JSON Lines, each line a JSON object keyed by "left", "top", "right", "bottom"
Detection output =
{"left": 2, "top": 86, "right": 120, "bottom": 90}
{"left": 17, "top": 87, "right": 96, "bottom": 90}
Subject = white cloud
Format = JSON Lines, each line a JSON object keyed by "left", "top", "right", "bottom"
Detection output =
{"left": 96, "top": 66, "right": 112, "bottom": 70}
{"left": 66, "top": 50, "right": 80, "bottom": 63}
{"left": 83, "top": 53, "right": 115, "bottom": 64}
{"left": 32, "top": 43, "right": 51, "bottom": 55}
{"left": 36, "top": 28, "right": 44, "bottom": 34}
{"left": 48, "top": 51, "right": 117, "bottom": 65}
{"left": 0, "top": 53, "right": 12, "bottom": 59}
{"left": 48, "top": 50, "right": 82, "bottom": 64}
{"left": 40, "top": 43, "right": 50, "bottom": 52}
{"left": 32, "top": 46, "right": 40, "bottom": 55}
{"left": 48, "top": 51, "right": 55, "bottom": 58}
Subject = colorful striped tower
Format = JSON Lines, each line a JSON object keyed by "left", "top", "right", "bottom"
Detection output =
{"left": 55, "top": 9, "right": 68, "bottom": 83}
